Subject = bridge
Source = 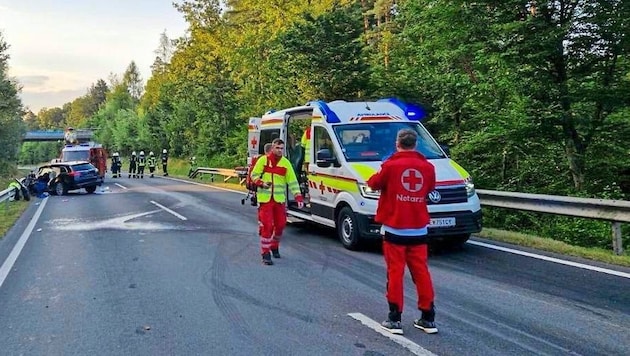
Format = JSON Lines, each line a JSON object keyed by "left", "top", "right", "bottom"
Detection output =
{"left": 22, "top": 130, "right": 95, "bottom": 142}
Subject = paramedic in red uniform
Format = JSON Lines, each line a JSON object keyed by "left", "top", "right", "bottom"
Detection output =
{"left": 250, "top": 138, "right": 303, "bottom": 265}
{"left": 367, "top": 128, "right": 438, "bottom": 335}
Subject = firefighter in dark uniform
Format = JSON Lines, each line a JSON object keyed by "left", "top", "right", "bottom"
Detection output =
{"left": 137, "top": 151, "right": 146, "bottom": 178}
{"left": 111, "top": 152, "right": 122, "bottom": 178}
{"left": 148, "top": 151, "right": 157, "bottom": 178}
{"left": 161, "top": 149, "right": 169, "bottom": 176}
{"left": 128, "top": 151, "right": 137, "bottom": 178}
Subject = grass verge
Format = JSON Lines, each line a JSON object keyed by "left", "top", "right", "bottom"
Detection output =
{"left": 0, "top": 176, "right": 31, "bottom": 239}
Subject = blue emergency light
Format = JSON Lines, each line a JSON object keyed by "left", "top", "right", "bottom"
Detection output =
{"left": 306, "top": 100, "right": 341, "bottom": 124}
{"left": 378, "top": 97, "right": 427, "bottom": 121}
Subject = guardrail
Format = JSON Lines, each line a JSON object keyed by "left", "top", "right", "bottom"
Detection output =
{"left": 191, "top": 167, "right": 629, "bottom": 255}
{"left": 190, "top": 167, "right": 249, "bottom": 185}
{"left": 477, "top": 189, "right": 630, "bottom": 255}
{"left": 1, "top": 186, "right": 15, "bottom": 210}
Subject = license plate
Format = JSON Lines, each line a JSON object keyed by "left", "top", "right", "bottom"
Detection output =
{"left": 429, "top": 217, "right": 456, "bottom": 228}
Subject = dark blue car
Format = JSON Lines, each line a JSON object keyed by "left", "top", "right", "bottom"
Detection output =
{"left": 36, "top": 161, "right": 103, "bottom": 195}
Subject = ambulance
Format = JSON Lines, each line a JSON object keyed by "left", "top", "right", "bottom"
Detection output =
{"left": 247, "top": 98, "right": 482, "bottom": 250}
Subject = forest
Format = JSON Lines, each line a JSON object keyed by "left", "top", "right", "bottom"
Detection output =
{"left": 1, "top": 1, "right": 629, "bottom": 249}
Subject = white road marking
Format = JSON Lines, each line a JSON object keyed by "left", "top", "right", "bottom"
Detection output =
{"left": 150, "top": 200, "right": 187, "bottom": 220}
{"left": 468, "top": 240, "right": 630, "bottom": 279}
{"left": 115, "top": 183, "right": 128, "bottom": 189}
{"left": 0, "top": 197, "right": 48, "bottom": 288}
{"left": 347, "top": 313, "right": 438, "bottom": 356}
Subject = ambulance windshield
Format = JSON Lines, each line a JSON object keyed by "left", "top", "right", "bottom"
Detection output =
{"left": 333, "top": 122, "right": 445, "bottom": 162}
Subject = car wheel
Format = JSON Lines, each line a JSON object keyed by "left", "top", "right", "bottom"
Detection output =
{"left": 85, "top": 186, "right": 97, "bottom": 194}
{"left": 337, "top": 206, "right": 362, "bottom": 250}
{"left": 54, "top": 182, "right": 66, "bottom": 196}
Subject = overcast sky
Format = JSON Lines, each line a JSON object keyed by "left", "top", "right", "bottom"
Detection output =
{"left": 0, "top": 0, "right": 188, "bottom": 113}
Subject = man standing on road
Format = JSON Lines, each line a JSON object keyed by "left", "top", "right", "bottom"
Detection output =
{"left": 137, "top": 151, "right": 146, "bottom": 178}
{"left": 250, "top": 138, "right": 303, "bottom": 265}
{"left": 147, "top": 151, "right": 157, "bottom": 178}
{"left": 161, "top": 149, "right": 169, "bottom": 176}
{"left": 128, "top": 151, "right": 137, "bottom": 178}
{"left": 367, "top": 128, "right": 438, "bottom": 335}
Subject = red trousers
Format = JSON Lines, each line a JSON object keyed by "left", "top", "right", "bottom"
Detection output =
{"left": 383, "top": 241, "right": 434, "bottom": 312}
{"left": 258, "top": 200, "right": 287, "bottom": 254}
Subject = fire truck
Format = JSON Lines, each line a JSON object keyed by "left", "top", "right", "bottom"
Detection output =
{"left": 57, "top": 127, "right": 108, "bottom": 179}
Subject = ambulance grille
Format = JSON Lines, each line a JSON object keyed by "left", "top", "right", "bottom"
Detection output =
{"left": 427, "top": 186, "right": 468, "bottom": 205}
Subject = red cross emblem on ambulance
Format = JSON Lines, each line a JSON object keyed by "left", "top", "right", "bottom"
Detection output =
{"left": 401, "top": 168, "right": 423, "bottom": 192}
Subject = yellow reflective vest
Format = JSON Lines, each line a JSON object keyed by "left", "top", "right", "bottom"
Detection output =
{"left": 251, "top": 155, "right": 301, "bottom": 203}
{"left": 301, "top": 128, "right": 311, "bottom": 163}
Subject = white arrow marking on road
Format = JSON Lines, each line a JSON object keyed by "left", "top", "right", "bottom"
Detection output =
{"left": 150, "top": 201, "right": 187, "bottom": 220}
{"left": 0, "top": 197, "right": 48, "bottom": 288}
{"left": 347, "top": 313, "right": 438, "bottom": 356}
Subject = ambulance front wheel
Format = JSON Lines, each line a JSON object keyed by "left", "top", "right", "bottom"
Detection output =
{"left": 337, "top": 206, "right": 362, "bottom": 250}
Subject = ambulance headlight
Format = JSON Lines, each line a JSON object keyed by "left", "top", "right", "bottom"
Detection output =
{"left": 465, "top": 177, "right": 476, "bottom": 198}
{"left": 359, "top": 184, "right": 380, "bottom": 199}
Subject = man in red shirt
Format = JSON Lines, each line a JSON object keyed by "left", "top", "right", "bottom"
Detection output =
{"left": 367, "top": 128, "right": 438, "bottom": 335}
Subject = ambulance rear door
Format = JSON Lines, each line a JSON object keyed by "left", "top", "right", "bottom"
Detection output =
{"left": 247, "top": 117, "right": 261, "bottom": 166}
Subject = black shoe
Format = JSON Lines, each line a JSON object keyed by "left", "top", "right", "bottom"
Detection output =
{"left": 381, "top": 320, "right": 403, "bottom": 335}
{"left": 413, "top": 319, "right": 438, "bottom": 334}
{"left": 262, "top": 253, "right": 273, "bottom": 265}
{"left": 271, "top": 249, "right": 281, "bottom": 258}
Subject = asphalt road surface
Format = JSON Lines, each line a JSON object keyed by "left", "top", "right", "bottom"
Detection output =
{"left": 1, "top": 176, "right": 629, "bottom": 355}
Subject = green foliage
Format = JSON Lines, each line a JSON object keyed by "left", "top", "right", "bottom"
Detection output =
{"left": 0, "top": 31, "right": 25, "bottom": 176}
{"left": 13, "top": 1, "right": 628, "bottom": 250}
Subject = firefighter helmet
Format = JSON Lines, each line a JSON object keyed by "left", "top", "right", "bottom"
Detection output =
{"left": 112, "top": 152, "right": 119, "bottom": 157}
{"left": 162, "top": 149, "right": 167, "bottom": 154}
{"left": 132, "top": 151, "right": 136, "bottom": 156}
{"left": 140, "top": 151, "right": 145, "bottom": 156}
{"left": 149, "top": 151, "right": 154, "bottom": 156}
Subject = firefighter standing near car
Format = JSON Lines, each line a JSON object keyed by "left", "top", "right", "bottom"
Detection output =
{"left": 367, "top": 128, "right": 438, "bottom": 336}
{"left": 128, "top": 151, "right": 137, "bottom": 178}
{"left": 161, "top": 149, "right": 169, "bottom": 176}
{"left": 137, "top": 151, "right": 146, "bottom": 178}
{"left": 250, "top": 138, "right": 303, "bottom": 265}
{"left": 111, "top": 152, "right": 122, "bottom": 178}
{"left": 147, "top": 151, "right": 157, "bottom": 178}
{"left": 188, "top": 156, "right": 197, "bottom": 178}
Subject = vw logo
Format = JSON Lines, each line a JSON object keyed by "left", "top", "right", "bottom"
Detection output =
{"left": 428, "top": 190, "right": 441, "bottom": 203}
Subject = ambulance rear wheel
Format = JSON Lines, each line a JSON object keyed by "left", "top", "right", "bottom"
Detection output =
{"left": 337, "top": 207, "right": 362, "bottom": 250}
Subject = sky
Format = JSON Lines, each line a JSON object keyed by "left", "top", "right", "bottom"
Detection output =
{"left": 0, "top": 0, "right": 189, "bottom": 113}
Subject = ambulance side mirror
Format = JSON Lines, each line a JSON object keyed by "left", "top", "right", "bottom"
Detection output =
{"left": 316, "top": 149, "right": 338, "bottom": 168}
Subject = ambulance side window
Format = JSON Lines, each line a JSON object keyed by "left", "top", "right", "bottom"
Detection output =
{"left": 259, "top": 129, "right": 280, "bottom": 155}
{"left": 314, "top": 127, "right": 337, "bottom": 161}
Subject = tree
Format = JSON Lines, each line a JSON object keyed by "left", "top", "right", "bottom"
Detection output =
{"left": 123, "top": 61, "right": 143, "bottom": 101}
{"left": 0, "top": 31, "right": 24, "bottom": 174}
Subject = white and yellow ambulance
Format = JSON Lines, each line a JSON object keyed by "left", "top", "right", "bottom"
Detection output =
{"left": 247, "top": 98, "right": 482, "bottom": 249}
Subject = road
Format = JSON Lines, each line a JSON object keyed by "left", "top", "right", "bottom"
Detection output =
{"left": 0, "top": 176, "right": 629, "bottom": 355}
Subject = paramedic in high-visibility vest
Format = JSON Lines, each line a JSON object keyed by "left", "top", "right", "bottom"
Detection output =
{"left": 250, "top": 138, "right": 303, "bottom": 265}
{"left": 301, "top": 127, "right": 311, "bottom": 167}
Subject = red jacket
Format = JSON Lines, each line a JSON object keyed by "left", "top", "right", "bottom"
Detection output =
{"left": 367, "top": 151, "right": 436, "bottom": 229}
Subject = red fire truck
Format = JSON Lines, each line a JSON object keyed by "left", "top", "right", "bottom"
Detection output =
{"left": 57, "top": 128, "right": 108, "bottom": 179}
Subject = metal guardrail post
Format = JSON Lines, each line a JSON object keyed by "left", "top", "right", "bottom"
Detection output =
{"left": 612, "top": 222, "right": 623, "bottom": 255}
